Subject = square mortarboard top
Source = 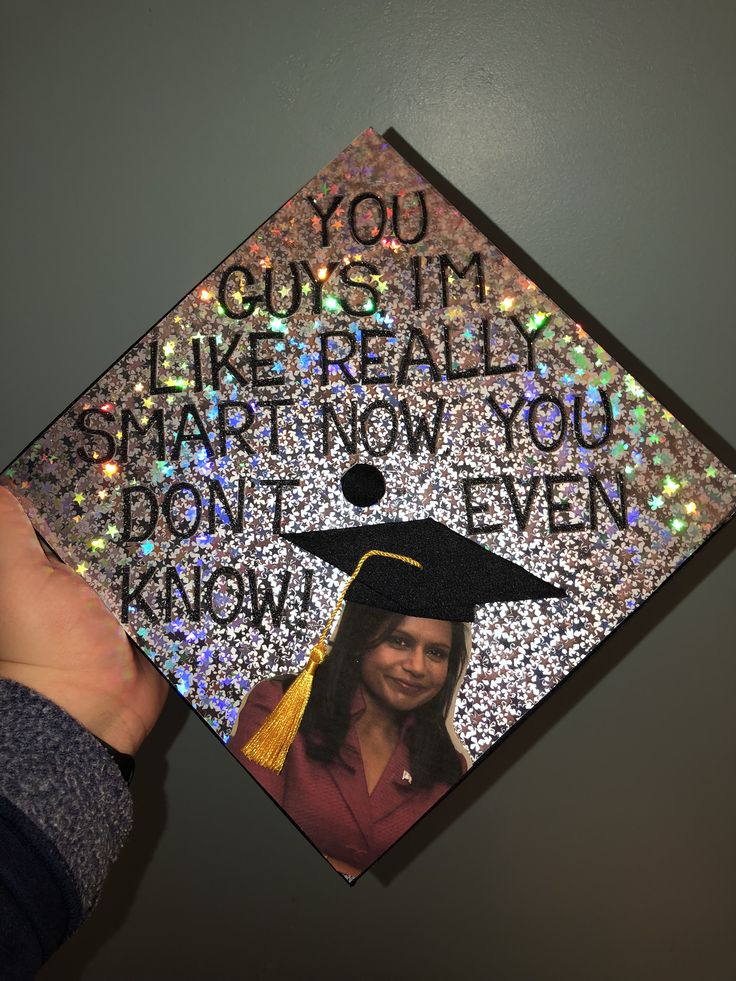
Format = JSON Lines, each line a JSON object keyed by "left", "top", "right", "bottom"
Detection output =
{"left": 283, "top": 518, "right": 566, "bottom": 623}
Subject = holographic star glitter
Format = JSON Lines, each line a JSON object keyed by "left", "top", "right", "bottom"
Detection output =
{"left": 3, "top": 129, "right": 735, "bottom": 879}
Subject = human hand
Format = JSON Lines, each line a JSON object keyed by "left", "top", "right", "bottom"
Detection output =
{"left": 0, "top": 485, "right": 168, "bottom": 755}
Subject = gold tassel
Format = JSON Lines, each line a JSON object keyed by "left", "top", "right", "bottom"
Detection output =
{"left": 240, "top": 641, "right": 327, "bottom": 773}
{"left": 242, "top": 549, "right": 422, "bottom": 772}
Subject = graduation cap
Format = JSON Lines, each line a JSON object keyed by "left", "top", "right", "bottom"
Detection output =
{"left": 283, "top": 517, "right": 565, "bottom": 622}
{"left": 6, "top": 124, "right": 733, "bottom": 880}
{"left": 243, "top": 517, "right": 565, "bottom": 772}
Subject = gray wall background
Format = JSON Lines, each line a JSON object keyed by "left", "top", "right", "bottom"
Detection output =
{"left": 2, "top": 2, "right": 734, "bottom": 979}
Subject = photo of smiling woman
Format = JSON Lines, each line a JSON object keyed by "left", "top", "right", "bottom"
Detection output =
{"left": 228, "top": 600, "right": 471, "bottom": 878}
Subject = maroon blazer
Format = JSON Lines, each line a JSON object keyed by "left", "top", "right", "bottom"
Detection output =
{"left": 227, "top": 679, "right": 466, "bottom": 871}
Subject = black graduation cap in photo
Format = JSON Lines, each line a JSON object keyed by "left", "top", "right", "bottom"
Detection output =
{"left": 284, "top": 517, "right": 566, "bottom": 623}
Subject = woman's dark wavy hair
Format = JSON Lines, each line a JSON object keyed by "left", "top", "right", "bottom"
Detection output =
{"left": 285, "top": 601, "right": 469, "bottom": 790}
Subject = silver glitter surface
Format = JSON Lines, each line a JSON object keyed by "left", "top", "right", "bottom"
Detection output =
{"left": 4, "top": 129, "right": 735, "bottom": 854}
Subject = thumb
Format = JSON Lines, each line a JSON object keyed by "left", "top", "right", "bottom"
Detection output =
{"left": 0, "top": 485, "right": 50, "bottom": 580}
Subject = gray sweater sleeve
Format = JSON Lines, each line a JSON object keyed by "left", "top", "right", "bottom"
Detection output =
{"left": 0, "top": 678, "right": 133, "bottom": 919}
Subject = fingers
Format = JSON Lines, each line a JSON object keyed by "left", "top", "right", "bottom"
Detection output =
{"left": 36, "top": 533, "right": 67, "bottom": 568}
{"left": 0, "top": 486, "right": 51, "bottom": 578}
{"left": 140, "top": 650, "right": 170, "bottom": 713}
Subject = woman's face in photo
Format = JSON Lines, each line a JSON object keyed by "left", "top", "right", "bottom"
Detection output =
{"left": 360, "top": 615, "right": 452, "bottom": 714}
